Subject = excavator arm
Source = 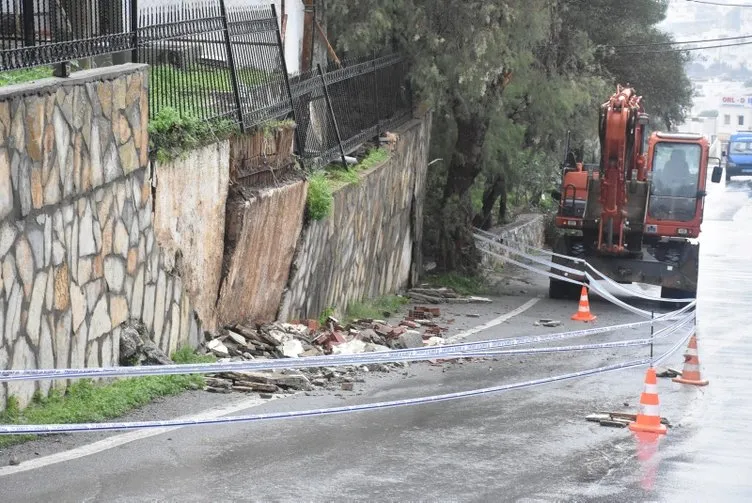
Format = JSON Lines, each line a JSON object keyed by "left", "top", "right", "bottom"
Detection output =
{"left": 597, "top": 85, "right": 645, "bottom": 255}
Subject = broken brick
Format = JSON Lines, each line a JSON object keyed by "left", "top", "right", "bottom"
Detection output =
{"left": 374, "top": 324, "right": 391, "bottom": 337}
{"left": 302, "top": 319, "right": 320, "bottom": 331}
{"left": 388, "top": 326, "right": 407, "bottom": 339}
{"left": 400, "top": 320, "right": 420, "bottom": 329}
{"left": 314, "top": 331, "right": 331, "bottom": 344}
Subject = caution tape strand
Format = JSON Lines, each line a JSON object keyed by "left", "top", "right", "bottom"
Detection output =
{"left": 0, "top": 312, "right": 694, "bottom": 382}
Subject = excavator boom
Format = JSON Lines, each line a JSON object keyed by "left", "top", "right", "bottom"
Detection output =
{"left": 549, "top": 85, "right": 722, "bottom": 301}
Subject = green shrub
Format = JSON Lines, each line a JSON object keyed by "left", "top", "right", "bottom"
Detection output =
{"left": 307, "top": 171, "right": 333, "bottom": 220}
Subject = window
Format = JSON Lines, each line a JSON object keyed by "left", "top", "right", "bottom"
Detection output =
{"left": 739, "top": 115, "right": 746, "bottom": 127}
{"left": 730, "top": 141, "right": 752, "bottom": 153}
{"left": 724, "top": 114, "right": 731, "bottom": 125}
{"left": 649, "top": 142, "right": 702, "bottom": 222}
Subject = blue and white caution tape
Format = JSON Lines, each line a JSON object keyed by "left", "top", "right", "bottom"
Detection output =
{"left": 473, "top": 233, "right": 697, "bottom": 318}
{"left": 475, "top": 230, "right": 697, "bottom": 303}
{"left": 0, "top": 313, "right": 693, "bottom": 382}
{"left": 0, "top": 357, "right": 652, "bottom": 435}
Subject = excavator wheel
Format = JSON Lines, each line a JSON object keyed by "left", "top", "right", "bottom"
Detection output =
{"left": 549, "top": 277, "right": 582, "bottom": 300}
{"left": 660, "top": 286, "right": 696, "bottom": 309}
{"left": 548, "top": 237, "right": 586, "bottom": 301}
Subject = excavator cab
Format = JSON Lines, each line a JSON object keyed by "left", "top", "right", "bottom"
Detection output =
{"left": 644, "top": 133, "right": 713, "bottom": 239}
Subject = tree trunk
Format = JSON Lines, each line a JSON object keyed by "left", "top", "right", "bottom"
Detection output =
{"left": 477, "top": 170, "right": 507, "bottom": 230}
{"left": 436, "top": 108, "right": 491, "bottom": 273}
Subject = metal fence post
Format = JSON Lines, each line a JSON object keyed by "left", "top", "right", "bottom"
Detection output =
{"left": 22, "top": 0, "right": 34, "bottom": 47}
{"left": 372, "top": 54, "right": 379, "bottom": 137}
{"left": 272, "top": 4, "right": 303, "bottom": 157}
{"left": 219, "top": 0, "right": 246, "bottom": 132}
{"left": 318, "top": 64, "right": 347, "bottom": 166}
{"left": 131, "top": 0, "right": 139, "bottom": 63}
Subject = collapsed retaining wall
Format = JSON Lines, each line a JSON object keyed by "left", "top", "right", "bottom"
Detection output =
{"left": 278, "top": 117, "right": 431, "bottom": 320}
{"left": 0, "top": 65, "right": 201, "bottom": 408}
{"left": 0, "top": 62, "right": 432, "bottom": 410}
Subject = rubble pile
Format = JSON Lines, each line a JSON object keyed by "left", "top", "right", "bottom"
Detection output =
{"left": 197, "top": 302, "right": 471, "bottom": 394}
{"left": 196, "top": 287, "right": 495, "bottom": 396}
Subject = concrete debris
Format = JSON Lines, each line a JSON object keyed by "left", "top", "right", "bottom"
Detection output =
{"left": 407, "top": 287, "right": 491, "bottom": 305}
{"left": 207, "top": 339, "right": 230, "bottom": 358}
{"left": 119, "top": 323, "right": 173, "bottom": 366}
{"left": 397, "top": 330, "right": 424, "bottom": 349}
{"left": 426, "top": 336, "right": 445, "bottom": 346}
{"left": 199, "top": 298, "right": 467, "bottom": 395}
{"left": 534, "top": 319, "right": 562, "bottom": 328}
{"left": 586, "top": 411, "right": 671, "bottom": 428}
{"left": 281, "top": 339, "right": 305, "bottom": 358}
{"left": 332, "top": 339, "right": 367, "bottom": 355}
{"left": 656, "top": 367, "right": 682, "bottom": 378}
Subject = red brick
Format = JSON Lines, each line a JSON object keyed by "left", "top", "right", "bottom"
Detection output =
{"left": 374, "top": 324, "right": 391, "bottom": 337}
{"left": 304, "top": 319, "right": 320, "bottom": 331}
{"left": 313, "top": 331, "right": 331, "bottom": 344}
{"left": 400, "top": 320, "right": 420, "bottom": 329}
{"left": 388, "top": 326, "right": 407, "bottom": 339}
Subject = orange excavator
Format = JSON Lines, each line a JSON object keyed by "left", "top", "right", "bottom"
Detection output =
{"left": 550, "top": 85, "right": 723, "bottom": 300}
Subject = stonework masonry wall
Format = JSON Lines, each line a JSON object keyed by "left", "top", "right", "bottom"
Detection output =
{"left": 0, "top": 65, "right": 201, "bottom": 409}
{"left": 477, "top": 214, "right": 546, "bottom": 269}
{"left": 278, "top": 117, "right": 431, "bottom": 321}
{"left": 0, "top": 64, "right": 432, "bottom": 410}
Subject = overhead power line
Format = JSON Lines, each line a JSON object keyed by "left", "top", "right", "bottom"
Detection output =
{"left": 684, "top": 0, "right": 752, "bottom": 7}
{"left": 618, "top": 39, "right": 752, "bottom": 54}
{"left": 610, "top": 33, "right": 752, "bottom": 48}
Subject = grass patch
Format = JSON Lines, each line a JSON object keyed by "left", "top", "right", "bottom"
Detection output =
{"left": 0, "top": 67, "right": 55, "bottom": 87}
{"left": 256, "top": 119, "right": 296, "bottom": 139}
{"left": 421, "top": 272, "right": 490, "bottom": 296}
{"left": 346, "top": 295, "right": 409, "bottom": 322}
{"left": 356, "top": 147, "right": 389, "bottom": 170}
{"left": 149, "top": 107, "right": 238, "bottom": 163}
{"left": 324, "top": 147, "right": 391, "bottom": 191}
{"left": 306, "top": 171, "right": 333, "bottom": 221}
{"left": 0, "top": 347, "right": 214, "bottom": 449}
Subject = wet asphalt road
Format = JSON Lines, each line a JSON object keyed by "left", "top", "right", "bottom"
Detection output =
{"left": 0, "top": 176, "right": 750, "bottom": 502}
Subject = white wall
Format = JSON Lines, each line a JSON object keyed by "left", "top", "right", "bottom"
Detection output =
{"left": 139, "top": 0, "right": 305, "bottom": 74}
{"left": 237, "top": 0, "right": 304, "bottom": 74}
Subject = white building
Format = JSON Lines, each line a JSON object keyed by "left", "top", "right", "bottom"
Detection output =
{"left": 716, "top": 94, "right": 752, "bottom": 141}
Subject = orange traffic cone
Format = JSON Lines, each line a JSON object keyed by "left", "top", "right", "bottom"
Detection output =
{"left": 629, "top": 367, "right": 667, "bottom": 435}
{"left": 672, "top": 334, "right": 709, "bottom": 386}
{"left": 571, "top": 286, "right": 597, "bottom": 322}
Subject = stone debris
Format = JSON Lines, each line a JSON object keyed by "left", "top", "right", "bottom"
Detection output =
{"left": 406, "top": 287, "right": 492, "bottom": 305}
{"left": 197, "top": 302, "right": 465, "bottom": 395}
{"left": 119, "top": 323, "right": 173, "bottom": 366}
{"left": 534, "top": 319, "right": 562, "bottom": 328}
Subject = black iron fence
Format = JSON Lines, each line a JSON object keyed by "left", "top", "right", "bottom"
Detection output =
{"left": 291, "top": 54, "right": 412, "bottom": 168}
{"left": 0, "top": 0, "right": 412, "bottom": 167}
{"left": 0, "top": 0, "right": 136, "bottom": 75}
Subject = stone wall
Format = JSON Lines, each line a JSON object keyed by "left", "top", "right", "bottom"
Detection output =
{"left": 0, "top": 65, "right": 201, "bottom": 409}
{"left": 477, "top": 213, "right": 546, "bottom": 269}
{"left": 278, "top": 117, "right": 431, "bottom": 320}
